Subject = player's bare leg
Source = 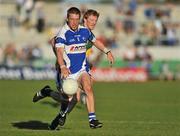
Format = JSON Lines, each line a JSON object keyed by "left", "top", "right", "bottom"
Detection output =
{"left": 80, "top": 72, "right": 102, "bottom": 128}
{"left": 80, "top": 73, "right": 94, "bottom": 112}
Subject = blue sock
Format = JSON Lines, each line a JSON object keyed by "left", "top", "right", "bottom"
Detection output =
{"left": 88, "top": 112, "right": 96, "bottom": 122}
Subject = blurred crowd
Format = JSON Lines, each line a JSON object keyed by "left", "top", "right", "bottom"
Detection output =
{"left": 0, "top": 42, "right": 43, "bottom": 67}
{"left": 135, "top": 3, "right": 179, "bottom": 46}
{"left": 105, "top": 1, "right": 179, "bottom": 47}
{"left": 0, "top": 0, "right": 180, "bottom": 76}
{"left": 13, "top": 0, "right": 45, "bottom": 33}
{"left": 6, "top": 0, "right": 179, "bottom": 45}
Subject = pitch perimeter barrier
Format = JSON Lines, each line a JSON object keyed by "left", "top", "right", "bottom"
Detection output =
{"left": 0, "top": 66, "right": 147, "bottom": 82}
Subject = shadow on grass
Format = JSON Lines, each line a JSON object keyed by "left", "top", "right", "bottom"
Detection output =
{"left": 12, "top": 120, "right": 49, "bottom": 130}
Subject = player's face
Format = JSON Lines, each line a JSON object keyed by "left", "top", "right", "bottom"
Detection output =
{"left": 84, "top": 15, "right": 98, "bottom": 30}
{"left": 67, "top": 13, "right": 80, "bottom": 31}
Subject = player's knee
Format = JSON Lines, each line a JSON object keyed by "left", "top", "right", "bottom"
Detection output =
{"left": 84, "top": 85, "right": 93, "bottom": 94}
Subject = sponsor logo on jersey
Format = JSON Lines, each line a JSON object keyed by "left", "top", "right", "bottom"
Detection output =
{"left": 70, "top": 45, "right": 86, "bottom": 52}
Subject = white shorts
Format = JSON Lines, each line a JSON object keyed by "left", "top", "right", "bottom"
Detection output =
{"left": 67, "top": 70, "right": 88, "bottom": 80}
{"left": 56, "top": 69, "right": 90, "bottom": 90}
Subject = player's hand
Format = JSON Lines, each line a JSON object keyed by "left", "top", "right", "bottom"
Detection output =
{"left": 61, "top": 67, "right": 71, "bottom": 78}
{"left": 107, "top": 51, "right": 114, "bottom": 67}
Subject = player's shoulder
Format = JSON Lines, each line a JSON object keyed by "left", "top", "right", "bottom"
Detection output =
{"left": 79, "top": 25, "right": 92, "bottom": 36}
{"left": 79, "top": 25, "right": 90, "bottom": 31}
{"left": 79, "top": 25, "right": 87, "bottom": 29}
{"left": 56, "top": 24, "right": 68, "bottom": 38}
{"left": 61, "top": 24, "right": 69, "bottom": 33}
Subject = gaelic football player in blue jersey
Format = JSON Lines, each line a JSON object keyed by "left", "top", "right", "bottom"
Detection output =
{"left": 55, "top": 6, "right": 114, "bottom": 129}
{"left": 33, "top": 7, "right": 114, "bottom": 130}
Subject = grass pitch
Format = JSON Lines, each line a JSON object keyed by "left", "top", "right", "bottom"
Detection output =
{"left": 0, "top": 80, "right": 180, "bottom": 136}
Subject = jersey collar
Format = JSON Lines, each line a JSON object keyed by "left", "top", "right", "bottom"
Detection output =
{"left": 65, "top": 23, "right": 81, "bottom": 33}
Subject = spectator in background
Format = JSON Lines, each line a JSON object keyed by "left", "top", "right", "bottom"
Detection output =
{"left": 31, "top": 44, "right": 43, "bottom": 60}
{"left": 3, "top": 43, "right": 18, "bottom": 67}
{"left": 123, "top": 45, "right": 137, "bottom": 62}
{"left": 17, "top": 46, "right": 29, "bottom": 65}
{"left": 134, "top": 23, "right": 157, "bottom": 46}
{"left": 8, "top": 15, "right": 18, "bottom": 36}
{"left": 114, "top": 18, "right": 123, "bottom": 33}
{"left": 144, "top": 4, "right": 155, "bottom": 20}
{"left": 107, "top": 34, "right": 118, "bottom": 49}
{"left": 105, "top": 17, "right": 114, "bottom": 29}
{"left": 35, "top": 0, "right": 45, "bottom": 33}
{"left": 123, "top": 45, "right": 137, "bottom": 68}
{"left": 136, "top": 46, "right": 152, "bottom": 61}
{"left": 160, "top": 22, "right": 178, "bottom": 46}
{"left": 16, "top": 0, "right": 25, "bottom": 15}
{"left": 163, "top": 3, "right": 172, "bottom": 18}
{"left": 15, "top": 43, "right": 42, "bottom": 66}
{"left": 136, "top": 46, "right": 152, "bottom": 74}
{"left": 21, "top": 0, "right": 34, "bottom": 26}
{"left": 128, "top": 0, "right": 137, "bottom": 16}
{"left": 160, "top": 60, "right": 175, "bottom": 81}
{"left": 123, "top": 10, "right": 135, "bottom": 34}
{"left": 113, "top": 0, "right": 124, "bottom": 13}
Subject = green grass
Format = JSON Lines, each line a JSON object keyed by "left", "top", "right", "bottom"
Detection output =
{"left": 0, "top": 80, "right": 180, "bottom": 136}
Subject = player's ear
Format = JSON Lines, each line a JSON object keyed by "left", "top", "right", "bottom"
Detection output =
{"left": 83, "top": 18, "right": 87, "bottom": 24}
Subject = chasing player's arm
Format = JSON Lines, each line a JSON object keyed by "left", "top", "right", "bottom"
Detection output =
{"left": 93, "top": 40, "right": 114, "bottom": 66}
{"left": 50, "top": 37, "right": 60, "bottom": 70}
{"left": 49, "top": 36, "right": 57, "bottom": 57}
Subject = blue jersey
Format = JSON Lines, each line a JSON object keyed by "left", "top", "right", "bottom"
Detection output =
{"left": 55, "top": 23, "right": 96, "bottom": 74}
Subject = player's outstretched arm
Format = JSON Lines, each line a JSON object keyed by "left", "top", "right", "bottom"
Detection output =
{"left": 93, "top": 40, "right": 114, "bottom": 66}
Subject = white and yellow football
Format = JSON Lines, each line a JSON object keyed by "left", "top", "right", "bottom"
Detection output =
{"left": 62, "top": 79, "right": 78, "bottom": 96}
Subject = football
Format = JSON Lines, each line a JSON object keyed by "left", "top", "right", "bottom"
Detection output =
{"left": 62, "top": 78, "right": 78, "bottom": 96}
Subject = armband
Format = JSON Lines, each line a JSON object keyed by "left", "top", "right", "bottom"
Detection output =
{"left": 103, "top": 48, "right": 111, "bottom": 54}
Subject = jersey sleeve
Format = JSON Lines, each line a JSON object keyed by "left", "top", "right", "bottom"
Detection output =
{"left": 88, "top": 30, "right": 96, "bottom": 43}
{"left": 86, "top": 41, "right": 93, "bottom": 50}
{"left": 55, "top": 28, "right": 66, "bottom": 48}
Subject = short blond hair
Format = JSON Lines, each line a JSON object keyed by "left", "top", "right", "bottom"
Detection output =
{"left": 83, "top": 9, "right": 99, "bottom": 20}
